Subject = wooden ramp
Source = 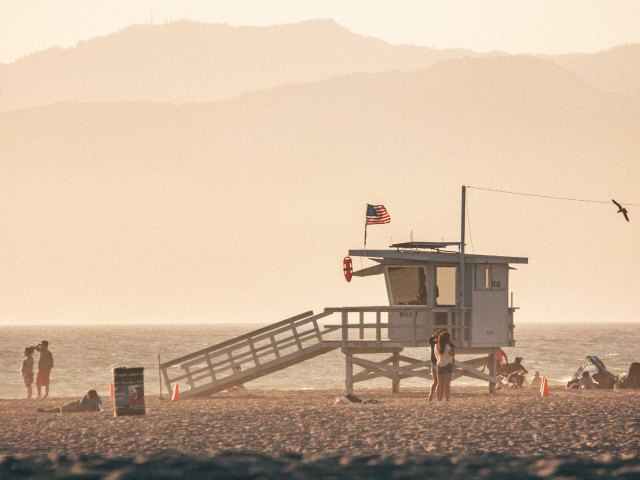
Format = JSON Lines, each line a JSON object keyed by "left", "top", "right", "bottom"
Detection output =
{"left": 160, "top": 311, "right": 340, "bottom": 399}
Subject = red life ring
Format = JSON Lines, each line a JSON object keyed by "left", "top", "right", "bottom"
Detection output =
{"left": 343, "top": 257, "right": 353, "bottom": 282}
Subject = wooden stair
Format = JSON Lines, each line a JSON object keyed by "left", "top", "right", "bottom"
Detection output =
{"left": 160, "top": 311, "right": 340, "bottom": 398}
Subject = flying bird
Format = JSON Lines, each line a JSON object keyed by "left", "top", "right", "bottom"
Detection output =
{"left": 612, "top": 199, "right": 629, "bottom": 222}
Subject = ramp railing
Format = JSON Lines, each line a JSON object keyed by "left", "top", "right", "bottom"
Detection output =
{"left": 160, "top": 310, "right": 337, "bottom": 398}
{"left": 322, "top": 306, "right": 470, "bottom": 347}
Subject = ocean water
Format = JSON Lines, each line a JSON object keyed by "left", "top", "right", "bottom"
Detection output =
{"left": 1, "top": 322, "right": 638, "bottom": 400}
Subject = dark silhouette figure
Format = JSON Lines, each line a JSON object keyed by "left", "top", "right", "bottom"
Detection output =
{"left": 612, "top": 199, "right": 629, "bottom": 222}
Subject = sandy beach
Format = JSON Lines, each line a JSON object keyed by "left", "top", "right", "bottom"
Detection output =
{"left": 1, "top": 387, "right": 638, "bottom": 478}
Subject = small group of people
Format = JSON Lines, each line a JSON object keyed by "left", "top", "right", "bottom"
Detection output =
{"left": 567, "top": 370, "right": 616, "bottom": 389}
{"left": 20, "top": 339, "right": 104, "bottom": 413}
{"left": 497, "top": 355, "right": 529, "bottom": 389}
{"left": 20, "top": 340, "right": 54, "bottom": 399}
{"left": 428, "top": 329, "right": 455, "bottom": 401}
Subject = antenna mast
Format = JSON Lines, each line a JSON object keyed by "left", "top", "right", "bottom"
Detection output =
{"left": 459, "top": 186, "right": 466, "bottom": 331}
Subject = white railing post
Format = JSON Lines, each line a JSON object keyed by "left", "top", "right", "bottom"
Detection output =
{"left": 341, "top": 309, "right": 348, "bottom": 347}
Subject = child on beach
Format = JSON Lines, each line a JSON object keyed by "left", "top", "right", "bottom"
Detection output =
{"left": 529, "top": 371, "right": 542, "bottom": 390}
{"left": 36, "top": 389, "right": 103, "bottom": 413}
{"left": 20, "top": 347, "right": 35, "bottom": 399}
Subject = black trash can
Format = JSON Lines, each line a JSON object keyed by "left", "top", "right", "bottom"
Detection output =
{"left": 112, "top": 367, "right": 145, "bottom": 416}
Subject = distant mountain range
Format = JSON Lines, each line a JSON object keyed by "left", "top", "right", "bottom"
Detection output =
{"left": 2, "top": 19, "right": 639, "bottom": 112}
{"left": 0, "top": 19, "right": 478, "bottom": 111}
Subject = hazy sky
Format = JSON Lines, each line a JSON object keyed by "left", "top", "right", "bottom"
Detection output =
{"left": 2, "top": 0, "right": 640, "bottom": 63}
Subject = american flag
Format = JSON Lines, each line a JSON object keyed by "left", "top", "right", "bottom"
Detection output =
{"left": 366, "top": 204, "right": 391, "bottom": 224}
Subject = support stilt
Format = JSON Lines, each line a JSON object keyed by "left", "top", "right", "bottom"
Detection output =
{"left": 488, "top": 352, "right": 497, "bottom": 393}
{"left": 391, "top": 352, "right": 400, "bottom": 393}
{"left": 345, "top": 352, "right": 354, "bottom": 394}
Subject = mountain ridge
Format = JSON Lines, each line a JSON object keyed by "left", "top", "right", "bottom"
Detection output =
{"left": 0, "top": 19, "right": 479, "bottom": 111}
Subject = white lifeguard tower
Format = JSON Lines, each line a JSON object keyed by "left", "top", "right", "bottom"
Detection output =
{"left": 160, "top": 188, "right": 528, "bottom": 397}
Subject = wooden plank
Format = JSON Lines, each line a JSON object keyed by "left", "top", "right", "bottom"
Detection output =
{"left": 350, "top": 353, "right": 431, "bottom": 383}
{"left": 204, "top": 353, "right": 216, "bottom": 382}
{"left": 351, "top": 357, "right": 431, "bottom": 380}
{"left": 397, "top": 355, "right": 424, "bottom": 364}
{"left": 161, "top": 366, "right": 173, "bottom": 397}
{"left": 182, "top": 364, "right": 195, "bottom": 390}
{"left": 341, "top": 346, "right": 402, "bottom": 354}
{"left": 345, "top": 352, "right": 353, "bottom": 394}
{"left": 270, "top": 335, "right": 280, "bottom": 358}
{"left": 351, "top": 355, "right": 395, "bottom": 382}
{"left": 248, "top": 338, "right": 260, "bottom": 367}
{"left": 340, "top": 341, "right": 407, "bottom": 349}
{"left": 454, "top": 359, "right": 495, "bottom": 383}
{"left": 488, "top": 353, "right": 497, "bottom": 393}
{"left": 353, "top": 368, "right": 433, "bottom": 384}
{"left": 312, "top": 318, "right": 323, "bottom": 343}
{"left": 392, "top": 352, "right": 400, "bottom": 393}
{"left": 341, "top": 310, "right": 348, "bottom": 346}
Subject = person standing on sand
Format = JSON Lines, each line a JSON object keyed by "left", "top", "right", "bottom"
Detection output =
{"left": 35, "top": 340, "right": 54, "bottom": 399}
{"left": 435, "top": 331, "right": 455, "bottom": 401}
{"left": 20, "top": 346, "right": 35, "bottom": 399}
{"left": 428, "top": 329, "right": 445, "bottom": 401}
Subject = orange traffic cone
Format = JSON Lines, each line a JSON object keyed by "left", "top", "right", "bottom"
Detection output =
{"left": 540, "top": 377, "right": 549, "bottom": 397}
{"left": 171, "top": 383, "right": 180, "bottom": 401}
{"left": 109, "top": 383, "right": 114, "bottom": 398}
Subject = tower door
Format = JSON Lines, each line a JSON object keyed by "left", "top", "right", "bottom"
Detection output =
{"left": 386, "top": 266, "right": 428, "bottom": 341}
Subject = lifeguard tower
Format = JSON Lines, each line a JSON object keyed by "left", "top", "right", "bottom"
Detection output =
{"left": 336, "top": 241, "right": 527, "bottom": 393}
{"left": 160, "top": 188, "right": 528, "bottom": 397}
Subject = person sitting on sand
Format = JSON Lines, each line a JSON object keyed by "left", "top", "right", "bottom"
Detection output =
{"left": 506, "top": 357, "right": 528, "bottom": 388}
{"left": 529, "top": 371, "right": 542, "bottom": 390}
{"left": 36, "top": 389, "right": 103, "bottom": 413}
{"left": 578, "top": 371, "right": 596, "bottom": 389}
{"left": 592, "top": 369, "right": 615, "bottom": 389}
{"left": 20, "top": 346, "right": 35, "bottom": 399}
{"left": 566, "top": 378, "right": 580, "bottom": 388}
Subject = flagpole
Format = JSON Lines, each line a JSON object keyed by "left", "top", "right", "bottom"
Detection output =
{"left": 363, "top": 223, "right": 368, "bottom": 253}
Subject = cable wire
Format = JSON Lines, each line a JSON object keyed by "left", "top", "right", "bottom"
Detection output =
{"left": 466, "top": 186, "right": 640, "bottom": 206}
